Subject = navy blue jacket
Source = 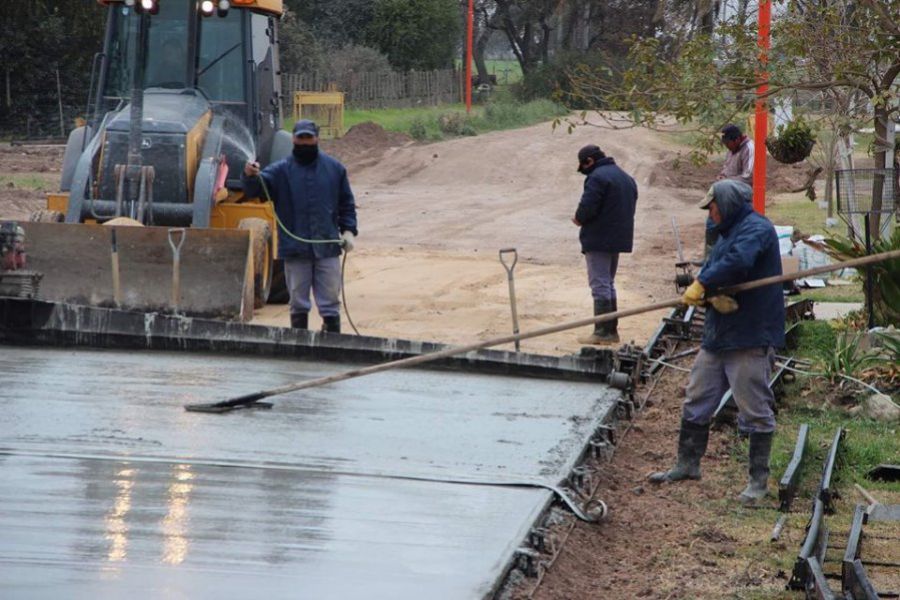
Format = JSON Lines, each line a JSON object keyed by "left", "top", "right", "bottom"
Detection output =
{"left": 575, "top": 157, "right": 638, "bottom": 253}
{"left": 698, "top": 180, "right": 785, "bottom": 352}
{"left": 242, "top": 152, "right": 357, "bottom": 260}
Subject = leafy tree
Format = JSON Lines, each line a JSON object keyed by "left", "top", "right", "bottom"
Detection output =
{"left": 563, "top": 0, "right": 899, "bottom": 234}
{"left": 285, "top": 0, "right": 374, "bottom": 49}
{"left": 279, "top": 7, "right": 325, "bottom": 74}
{"left": 367, "top": 0, "right": 460, "bottom": 71}
{"left": 0, "top": 1, "right": 104, "bottom": 135}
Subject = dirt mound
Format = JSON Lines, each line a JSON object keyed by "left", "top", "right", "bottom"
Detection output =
{"left": 651, "top": 153, "right": 813, "bottom": 194}
{"left": 321, "top": 121, "right": 412, "bottom": 172}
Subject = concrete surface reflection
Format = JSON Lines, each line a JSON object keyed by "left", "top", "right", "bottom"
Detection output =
{"left": 0, "top": 347, "right": 617, "bottom": 598}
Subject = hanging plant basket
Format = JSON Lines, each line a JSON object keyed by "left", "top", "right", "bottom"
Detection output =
{"left": 765, "top": 118, "right": 816, "bottom": 164}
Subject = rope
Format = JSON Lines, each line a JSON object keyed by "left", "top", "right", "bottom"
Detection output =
{"left": 255, "top": 173, "right": 361, "bottom": 335}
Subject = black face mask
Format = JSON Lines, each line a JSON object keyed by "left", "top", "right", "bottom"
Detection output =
{"left": 293, "top": 144, "right": 319, "bottom": 164}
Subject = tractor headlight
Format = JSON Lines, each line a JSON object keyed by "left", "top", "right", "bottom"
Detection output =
{"left": 136, "top": 0, "right": 159, "bottom": 14}
{"left": 217, "top": 0, "right": 231, "bottom": 17}
{"left": 200, "top": 0, "right": 215, "bottom": 16}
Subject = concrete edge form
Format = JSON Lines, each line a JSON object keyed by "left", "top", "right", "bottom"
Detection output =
{"left": 0, "top": 298, "right": 613, "bottom": 382}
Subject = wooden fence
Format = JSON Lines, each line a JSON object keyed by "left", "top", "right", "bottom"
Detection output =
{"left": 281, "top": 69, "right": 461, "bottom": 111}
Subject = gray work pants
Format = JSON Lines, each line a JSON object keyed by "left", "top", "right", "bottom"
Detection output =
{"left": 683, "top": 347, "right": 776, "bottom": 433}
{"left": 284, "top": 256, "right": 341, "bottom": 317}
{"left": 585, "top": 251, "right": 619, "bottom": 302}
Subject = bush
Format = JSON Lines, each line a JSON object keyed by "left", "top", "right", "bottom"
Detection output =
{"left": 766, "top": 117, "right": 816, "bottom": 164}
{"left": 437, "top": 112, "right": 475, "bottom": 136}
{"left": 408, "top": 119, "right": 427, "bottom": 141}
{"left": 322, "top": 44, "right": 392, "bottom": 78}
{"left": 511, "top": 51, "right": 620, "bottom": 108}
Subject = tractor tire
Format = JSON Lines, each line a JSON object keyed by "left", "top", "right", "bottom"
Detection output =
{"left": 238, "top": 218, "right": 274, "bottom": 309}
{"left": 29, "top": 209, "right": 64, "bottom": 223}
{"left": 267, "top": 258, "right": 289, "bottom": 304}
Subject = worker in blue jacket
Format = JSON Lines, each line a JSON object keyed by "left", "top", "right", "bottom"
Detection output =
{"left": 243, "top": 120, "right": 358, "bottom": 333}
{"left": 650, "top": 180, "right": 785, "bottom": 505}
{"left": 572, "top": 144, "right": 638, "bottom": 345}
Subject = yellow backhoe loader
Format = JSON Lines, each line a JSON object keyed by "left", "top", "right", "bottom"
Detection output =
{"left": 25, "top": 0, "right": 294, "bottom": 320}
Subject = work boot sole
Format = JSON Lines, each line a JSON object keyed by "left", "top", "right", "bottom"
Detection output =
{"left": 577, "top": 334, "right": 620, "bottom": 345}
{"left": 648, "top": 471, "right": 701, "bottom": 484}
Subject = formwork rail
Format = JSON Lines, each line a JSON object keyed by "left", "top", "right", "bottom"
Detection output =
{"left": 779, "top": 423, "right": 810, "bottom": 512}
{"left": 841, "top": 502, "right": 900, "bottom": 600}
{"left": 789, "top": 427, "right": 845, "bottom": 592}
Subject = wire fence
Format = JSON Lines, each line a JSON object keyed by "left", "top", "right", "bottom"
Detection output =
{"left": 281, "top": 68, "right": 462, "bottom": 111}
{"left": 835, "top": 169, "right": 898, "bottom": 215}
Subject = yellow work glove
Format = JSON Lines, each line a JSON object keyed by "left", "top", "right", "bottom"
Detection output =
{"left": 708, "top": 295, "right": 739, "bottom": 314}
{"left": 682, "top": 280, "right": 705, "bottom": 306}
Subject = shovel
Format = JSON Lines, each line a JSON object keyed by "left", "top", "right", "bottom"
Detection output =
{"left": 184, "top": 249, "right": 900, "bottom": 414}
{"left": 499, "top": 248, "right": 520, "bottom": 352}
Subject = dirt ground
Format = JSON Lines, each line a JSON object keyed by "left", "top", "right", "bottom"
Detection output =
{"left": 0, "top": 121, "right": 816, "bottom": 597}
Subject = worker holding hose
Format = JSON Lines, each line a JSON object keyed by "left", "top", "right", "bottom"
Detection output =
{"left": 243, "top": 119, "right": 357, "bottom": 333}
{"left": 649, "top": 179, "right": 785, "bottom": 505}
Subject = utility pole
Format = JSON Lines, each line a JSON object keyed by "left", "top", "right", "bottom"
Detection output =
{"left": 752, "top": 0, "right": 771, "bottom": 215}
{"left": 465, "top": 0, "right": 473, "bottom": 113}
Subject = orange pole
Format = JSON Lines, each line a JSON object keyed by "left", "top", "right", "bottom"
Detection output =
{"left": 752, "top": 0, "right": 771, "bottom": 215}
{"left": 465, "top": 0, "right": 474, "bottom": 113}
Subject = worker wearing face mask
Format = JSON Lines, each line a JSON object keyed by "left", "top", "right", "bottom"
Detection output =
{"left": 243, "top": 119, "right": 357, "bottom": 333}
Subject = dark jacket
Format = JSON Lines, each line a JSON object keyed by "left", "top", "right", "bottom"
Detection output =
{"left": 242, "top": 151, "right": 357, "bottom": 260}
{"left": 698, "top": 180, "right": 785, "bottom": 352}
{"left": 575, "top": 157, "right": 638, "bottom": 253}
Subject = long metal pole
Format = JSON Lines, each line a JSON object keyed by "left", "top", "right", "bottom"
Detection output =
{"left": 465, "top": 0, "right": 474, "bottom": 113}
{"left": 185, "top": 249, "right": 900, "bottom": 412}
{"left": 752, "top": 0, "right": 771, "bottom": 215}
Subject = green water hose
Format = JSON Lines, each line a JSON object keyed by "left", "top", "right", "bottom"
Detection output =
{"left": 255, "top": 174, "right": 360, "bottom": 335}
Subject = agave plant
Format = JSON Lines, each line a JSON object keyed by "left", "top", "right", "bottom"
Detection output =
{"left": 819, "top": 229, "right": 900, "bottom": 327}
{"left": 818, "top": 332, "right": 885, "bottom": 385}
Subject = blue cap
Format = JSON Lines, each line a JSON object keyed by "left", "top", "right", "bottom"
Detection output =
{"left": 293, "top": 119, "right": 319, "bottom": 137}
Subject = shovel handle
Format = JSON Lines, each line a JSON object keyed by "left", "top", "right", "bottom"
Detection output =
{"left": 499, "top": 247, "right": 518, "bottom": 275}
{"left": 168, "top": 228, "right": 186, "bottom": 257}
{"left": 168, "top": 228, "right": 186, "bottom": 312}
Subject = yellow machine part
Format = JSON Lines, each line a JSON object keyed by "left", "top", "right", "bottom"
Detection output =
{"left": 96, "top": 0, "right": 284, "bottom": 16}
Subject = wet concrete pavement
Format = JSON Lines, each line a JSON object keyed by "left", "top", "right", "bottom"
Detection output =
{"left": 0, "top": 347, "right": 618, "bottom": 598}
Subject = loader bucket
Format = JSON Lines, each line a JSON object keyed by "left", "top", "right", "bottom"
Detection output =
{"left": 20, "top": 222, "right": 254, "bottom": 321}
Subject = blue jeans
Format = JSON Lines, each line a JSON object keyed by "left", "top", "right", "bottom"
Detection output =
{"left": 284, "top": 256, "right": 341, "bottom": 317}
{"left": 682, "top": 347, "right": 776, "bottom": 433}
{"left": 585, "top": 251, "right": 619, "bottom": 302}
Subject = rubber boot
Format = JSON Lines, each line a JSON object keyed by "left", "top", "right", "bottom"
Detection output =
{"left": 607, "top": 296, "right": 619, "bottom": 340}
{"left": 290, "top": 312, "right": 308, "bottom": 330}
{"left": 322, "top": 315, "right": 341, "bottom": 334}
{"left": 648, "top": 419, "right": 710, "bottom": 483}
{"left": 738, "top": 432, "right": 773, "bottom": 505}
{"left": 577, "top": 299, "right": 619, "bottom": 345}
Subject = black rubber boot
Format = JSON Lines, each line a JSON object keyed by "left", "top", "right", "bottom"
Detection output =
{"left": 577, "top": 298, "right": 619, "bottom": 345}
{"left": 322, "top": 315, "right": 341, "bottom": 334}
{"left": 607, "top": 296, "right": 619, "bottom": 339}
{"left": 739, "top": 432, "right": 773, "bottom": 505}
{"left": 648, "top": 419, "right": 710, "bottom": 483}
{"left": 290, "top": 312, "right": 308, "bottom": 329}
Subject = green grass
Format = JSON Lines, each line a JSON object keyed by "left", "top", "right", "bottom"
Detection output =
{"left": 0, "top": 174, "right": 57, "bottom": 191}
{"left": 798, "top": 284, "right": 865, "bottom": 303}
{"left": 299, "top": 98, "right": 567, "bottom": 141}
{"left": 455, "top": 59, "right": 523, "bottom": 84}
{"left": 766, "top": 192, "right": 832, "bottom": 237}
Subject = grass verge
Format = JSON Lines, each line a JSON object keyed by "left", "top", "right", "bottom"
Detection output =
{"left": 309, "top": 99, "right": 567, "bottom": 141}
{"left": 0, "top": 174, "right": 57, "bottom": 191}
